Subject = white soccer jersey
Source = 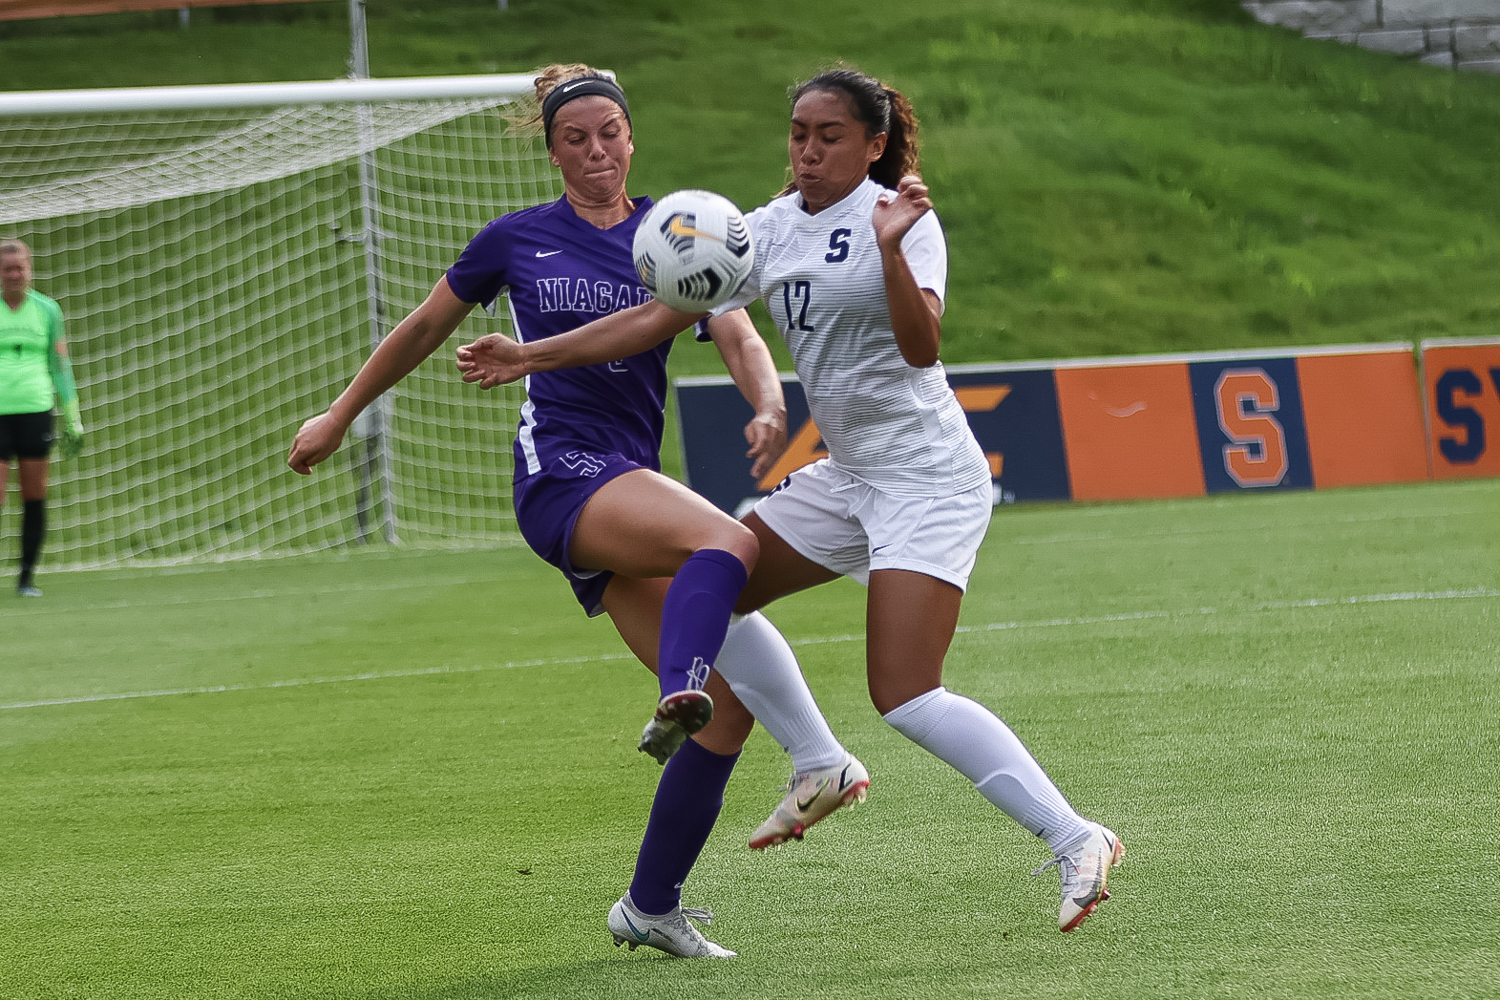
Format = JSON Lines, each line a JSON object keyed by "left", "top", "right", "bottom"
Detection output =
{"left": 719, "top": 177, "right": 990, "bottom": 498}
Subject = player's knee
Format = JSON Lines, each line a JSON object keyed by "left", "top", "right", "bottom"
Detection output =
{"left": 705, "top": 519, "right": 758, "bottom": 574}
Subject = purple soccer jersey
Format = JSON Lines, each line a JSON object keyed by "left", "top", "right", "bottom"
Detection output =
{"left": 446, "top": 195, "right": 672, "bottom": 476}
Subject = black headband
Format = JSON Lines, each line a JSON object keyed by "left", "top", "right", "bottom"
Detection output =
{"left": 542, "top": 77, "right": 631, "bottom": 144}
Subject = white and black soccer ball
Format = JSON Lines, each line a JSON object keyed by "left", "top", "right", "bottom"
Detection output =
{"left": 632, "top": 189, "right": 754, "bottom": 312}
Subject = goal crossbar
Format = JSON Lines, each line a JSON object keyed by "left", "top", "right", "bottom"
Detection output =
{"left": 0, "top": 73, "right": 538, "bottom": 117}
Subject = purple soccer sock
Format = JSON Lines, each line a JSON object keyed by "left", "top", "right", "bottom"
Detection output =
{"left": 656, "top": 548, "right": 748, "bottom": 700}
{"left": 629, "top": 737, "right": 740, "bottom": 915}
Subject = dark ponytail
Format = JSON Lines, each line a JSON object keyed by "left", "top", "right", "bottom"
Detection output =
{"left": 876, "top": 87, "right": 921, "bottom": 187}
{"left": 784, "top": 67, "right": 922, "bottom": 192}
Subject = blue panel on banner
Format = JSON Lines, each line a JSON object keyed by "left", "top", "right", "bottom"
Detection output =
{"left": 1188, "top": 357, "right": 1312, "bottom": 493}
{"left": 674, "top": 380, "right": 812, "bottom": 515}
{"left": 675, "top": 366, "right": 1072, "bottom": 513}
{"left": 947, "top": 369, "right": 1071, "bottom": 502}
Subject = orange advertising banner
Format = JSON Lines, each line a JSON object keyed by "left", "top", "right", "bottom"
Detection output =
{"left": 1055, "top": 344, "right": 1428, "bottom": 501}
{"left": 0, "top": 0, "right": 327, "bottom": 22}
{"left": 1296, "top": 346, "right": 1430, "bottom": 488}
{"left": 1422, "top": 338, "right": 1500, "bottom": 480}
{"left": 679, "top": 342, "right": 1486, "bottom": 514}
{"left": 1054, "top": 360, "right": 1206, "bottom": 501}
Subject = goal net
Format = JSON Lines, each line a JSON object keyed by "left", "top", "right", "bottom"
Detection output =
{"left": 0, "top": 75, "right": 557, "bottom": 570}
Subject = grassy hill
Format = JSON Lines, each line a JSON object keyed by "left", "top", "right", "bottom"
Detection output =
{"left": 2, "top": 0, "right": 1498, "bottom": 375}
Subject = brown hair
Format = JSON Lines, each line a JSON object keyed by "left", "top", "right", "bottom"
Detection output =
{"left": 519, "top": 64, "right": 629, "bottom": 148}
{"left": 0, "top": 239, "right": 31, "bottom": 260}
{"left": 781, "top": 67, "right": 921, "bottom": 195}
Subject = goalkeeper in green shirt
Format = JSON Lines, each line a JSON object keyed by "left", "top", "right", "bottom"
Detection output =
{"left": 0, "top": 240, "right": 83, "bottom": 597}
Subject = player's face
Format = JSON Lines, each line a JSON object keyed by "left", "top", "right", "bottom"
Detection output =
{"left": 789, "top": 89, "right": 887, "bottom": 215}
{"left": 548, "top": 96, "right": 634, "bottom": 204}
{"left": 0, "top": 250, "right": 31, "bottom": 299}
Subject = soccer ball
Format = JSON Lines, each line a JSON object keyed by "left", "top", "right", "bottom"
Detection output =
{"left": 633, "top": 189, "right": 754, "bottom": 312}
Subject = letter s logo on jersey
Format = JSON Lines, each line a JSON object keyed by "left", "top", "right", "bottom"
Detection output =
{"left": 825, "top": 228, "right": 852, "bottom": 263}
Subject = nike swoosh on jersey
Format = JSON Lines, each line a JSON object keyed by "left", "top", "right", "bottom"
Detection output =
{"left": 535, "top": 250, "right": 563, "bottom": 258}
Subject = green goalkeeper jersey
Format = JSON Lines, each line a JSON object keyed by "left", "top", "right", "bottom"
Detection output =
{"left": 0, "top": 289, "right": 66, "bottom": 415}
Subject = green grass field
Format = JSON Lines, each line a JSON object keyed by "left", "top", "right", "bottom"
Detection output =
{"left": 5, "top": 477, "right": 1497, "bottom": 999}
{"left": 2, "top": 4, "right": 1497, "bottom": 994}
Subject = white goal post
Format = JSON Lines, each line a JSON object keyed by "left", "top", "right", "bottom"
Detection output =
{"left": 0, "top": 74, "right": 559, "bottom": 570}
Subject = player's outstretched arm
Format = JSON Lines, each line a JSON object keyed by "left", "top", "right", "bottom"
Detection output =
{"left": 289, "top": 277, "right": 472, "bottom": 475}
{"left": 706, "top": 309, "right": 787, "bottom": 479}
{"left": 456, "top": 299, "right": 703, "bottom": 390}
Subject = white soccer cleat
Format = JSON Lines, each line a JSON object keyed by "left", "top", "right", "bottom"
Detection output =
{"left": 638, "top": 689, "right": 714, "bottom": 764}
{"left": 1032, "top": 823, "right": 1125, "bottom": 932}
{"left": 607, "top": 894, "right": 736, "bottom": 959}
{"left": 749, "top": 752, "right": 870, "bottom": 850}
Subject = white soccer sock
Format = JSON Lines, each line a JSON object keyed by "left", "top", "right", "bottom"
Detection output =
{"left": 882, "top": 687, "right": 1090, "bottom": 854}
{"left": 713, "top": 612, "right": 847, "bottom": 773}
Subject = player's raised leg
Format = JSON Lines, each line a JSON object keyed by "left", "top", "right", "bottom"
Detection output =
{"left": 868, "top": 568, "right": 1123, "bottom": 932}
{"left": 571, "top": 469, "right": 757, "bottom": 763}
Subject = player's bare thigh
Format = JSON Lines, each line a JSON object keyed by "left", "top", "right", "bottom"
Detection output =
{"left": 599, "top": 572, "right": 755, "bottom": 753}
{"left": 570, "top": 468, "right": 757, "bottom": 579}
{"left": 734, "top": 511, "right": 839, "bottom": 613}
{"left": 736, "top": 513, "right": 963, "bottom": 711}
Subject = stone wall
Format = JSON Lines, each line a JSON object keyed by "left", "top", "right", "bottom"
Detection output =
{"left": 1242, "top": 1, "right": 1500, "bottom": 72}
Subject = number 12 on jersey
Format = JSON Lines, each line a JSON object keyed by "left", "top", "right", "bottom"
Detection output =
{"left": 782, "top": 281, "right": 815, "bottom": 332}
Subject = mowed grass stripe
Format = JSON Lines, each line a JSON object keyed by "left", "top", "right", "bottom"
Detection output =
{"left": 6, "top": 584, "right": 1497, "bottom": 711}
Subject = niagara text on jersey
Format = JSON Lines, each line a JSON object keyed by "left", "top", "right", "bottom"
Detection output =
{"left": 716, "top": 177, "right": 989, "bottom": 498}
{"left": 446, "top": 196, "right": 669, "bottom": 476}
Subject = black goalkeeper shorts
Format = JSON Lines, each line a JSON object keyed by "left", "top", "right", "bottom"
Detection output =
{"left": 0, "top": 410, "right": 54, "bottom": 461}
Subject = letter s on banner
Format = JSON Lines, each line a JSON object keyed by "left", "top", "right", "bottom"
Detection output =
{"left": 1216, "top": 368, "right": 1289, "bottom": 487}
{"left": 1435, "top": 368, "right": 1486, "bottom": 464}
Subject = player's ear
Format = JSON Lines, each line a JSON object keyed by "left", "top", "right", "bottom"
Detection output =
{"left": 867, "top": 131, "right": 887, "bottom": 165}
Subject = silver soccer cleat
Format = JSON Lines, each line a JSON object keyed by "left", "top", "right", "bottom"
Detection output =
{"left": 749, "top": 751, "right": 870, "bottom": 850}
{"left": 1032, "top": 823, "right": 1125, "bottom": 932}
{"left": 638, "top": 689, "right": 714, "bottom": 764}
{"left": 607, "top": 894, "right": 736, "bottom": 958}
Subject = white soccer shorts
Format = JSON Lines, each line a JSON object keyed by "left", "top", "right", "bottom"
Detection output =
{"left": 753, "top": 459, "right": 993, "bottom": 591}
